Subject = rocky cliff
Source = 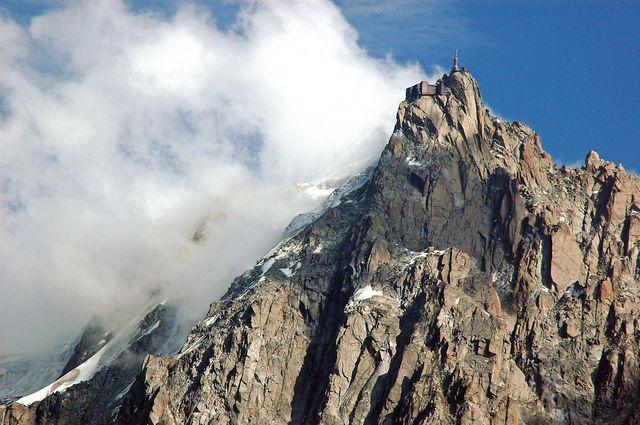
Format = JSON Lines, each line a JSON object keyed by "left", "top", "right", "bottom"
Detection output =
{"left": 1, "top": 302, "right": 181, "bottom": 424}
{"left": 4, "top": 70, "right": 640, "bottom": 425}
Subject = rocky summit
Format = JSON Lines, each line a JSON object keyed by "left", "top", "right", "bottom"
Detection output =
{"left": 4, "top": 69, "right": 640, "bottom": 425}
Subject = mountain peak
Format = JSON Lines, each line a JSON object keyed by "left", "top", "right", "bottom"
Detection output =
{"left": 445, "top": 68, "right": 483, "bottom": 101}
{"left": 393, "top": 67, "right": 539, "bottom": 180}
{"left": 4, "top": 68, "right": 640, "bottom": 424}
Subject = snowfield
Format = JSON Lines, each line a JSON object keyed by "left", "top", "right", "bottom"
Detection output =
{"left": 16, "top": 302, "right": 164, "bottom": 405}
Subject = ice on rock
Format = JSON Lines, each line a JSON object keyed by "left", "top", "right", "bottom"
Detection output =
{"left": 16, "top": 302, "right": 164, "bottom": 405}
{"left": 282, "top": 167, "right": 374, "bottom": 239}
{"left": 354, "top": 285, "right": 383, "bottom": 301}
{"left": 344, "top": 285, "right": 384, "bottom": 311}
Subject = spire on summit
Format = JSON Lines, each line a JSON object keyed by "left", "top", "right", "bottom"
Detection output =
{"left": 452, "top": 49, "right": 459, "bottom": 73}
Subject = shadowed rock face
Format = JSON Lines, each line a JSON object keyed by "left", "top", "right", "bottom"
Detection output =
{"left": 4, "top": 70, "right": 640, "bottom": 425}
{"left": 1, "top": 304, "right": 180, "bottom": 425}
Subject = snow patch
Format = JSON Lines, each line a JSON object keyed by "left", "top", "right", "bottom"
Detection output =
{"left": 405, "top": 156, "right": 422, "bottom": 167}
{"left": 407, "top": 251, "right": 427, "bottom": 265}
{"left": 134, "top": 320, "right": 160, "bottom": 343}
{"left": 281, "top": 213, "right": 319, "bottom": 239}
{"left": 253, "top": 239, "right": 304, "bottom": 284}
{"left": 16, "top": 301, "right": 164, "bottom": 405}
{"left": 282, "top": 167, "right": 374, "bottom": 239}
{"left": 176, "top": 335, "right": 206, "bottom": 360}
{"left": 404, "top": 248, "right": 445, "bottom": 268}
{"left": 203, "top": 314, "right": 219, "bottom": 327}
{"left": 280, "top": 262, "right": 301, "bottom": 278}
{"left": 313, "top": 244, "right": 323, "bottom": 254}
{"left": 324, "top": 166, "right": 373, "bottom": 209}
{"left": 260, "top": 258, "right": 276, "bottom": 275}
{"left": 280, "top": 267, "right": 294, "bottom": 277}
{"left": 17, "top": 345, "right": 109, "bottom": 405}
{"left": 295, "top": 182, "right": 335, "bottom": 200}
{"left": 345, "top": 285, "right": 384, "bottom": 310}
{"left": 354, "top": 285, "right": 383, "bottom": 301}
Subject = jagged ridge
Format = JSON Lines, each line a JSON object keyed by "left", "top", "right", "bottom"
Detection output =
{"left": 4, "top": 69, "right": 640, "bottom": 425}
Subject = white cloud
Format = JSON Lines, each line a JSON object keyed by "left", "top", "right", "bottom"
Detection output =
{"left": 0, "top": 0, "right": 426, "bottom": 356}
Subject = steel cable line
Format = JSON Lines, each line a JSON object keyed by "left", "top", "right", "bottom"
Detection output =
{"left": 241, "top": 113, "right": 389, "bottom": 225}
{"left": 200, "top": 112, "right": 390, "bottom": 250}
{"left": 187, "top": 111, "right": 395, "bottom": 290}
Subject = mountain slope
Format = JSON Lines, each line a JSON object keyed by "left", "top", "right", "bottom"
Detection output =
{"left": 5, "top": 69, "right": 640, "bottom": 424}
{"left": 115, "top": 70, "right": 640, "bottom": 424}
{"left": 1, "top": 302, "right": 182, "bottom": 424}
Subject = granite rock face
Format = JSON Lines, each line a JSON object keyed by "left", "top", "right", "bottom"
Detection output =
{"left": 5, "top": 70, "right": 640, "bottom": 424}
{"left": 116, "top": 72, "right": 640, "bottom": 424}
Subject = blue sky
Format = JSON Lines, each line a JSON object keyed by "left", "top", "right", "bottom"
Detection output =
{"left": 339, "top": 0, "right": 640, "bottom": 171}
{"left": 3, "top": 0, "right": 639, "bottom": 170}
